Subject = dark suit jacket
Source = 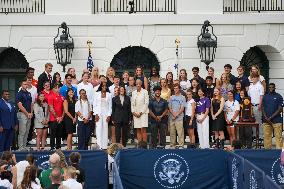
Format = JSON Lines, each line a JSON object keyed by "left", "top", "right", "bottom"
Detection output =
{"left": 112, "top": 95, "right": 132, "bottom": 124}
{"left": 0, "top": 99, "right": 18, "bottom": 129}
{"left": 38, "top": 72, "right": 51, "bottom": 93}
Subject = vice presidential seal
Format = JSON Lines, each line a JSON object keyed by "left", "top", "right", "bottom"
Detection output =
{"left": 154, "top": 153, "right": 189, "bottom": 188}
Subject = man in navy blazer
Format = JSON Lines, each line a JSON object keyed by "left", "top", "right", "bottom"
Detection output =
{"left": 0, "top": 90, "right": 18, "bottom": 152}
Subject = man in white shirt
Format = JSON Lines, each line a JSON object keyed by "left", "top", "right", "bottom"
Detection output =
{"left": 77, "top": 72, "right": 94, "bottom": 104}
{"left": 109, "top": 76, "right": 120, "bottom": 97}
{"left": 62, "top": 166, "right": 82, "bottom": 189}
{"left": 248, "top": 73, "right": 264, "bottom": 139}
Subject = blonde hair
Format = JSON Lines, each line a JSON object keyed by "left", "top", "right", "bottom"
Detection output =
{"left": 250, "top": 65, "right": 261, "bottom": 75}
{"left": 55, "top": 149, "right": 67, "bottom": 168}
{"left": 220, "top": 73, "right": 230, "bottom": 86}
{"left": 106, "top": 67, "right": 115, "bottom": 78}
{"left": 91, "top": 67, "right": 100, "bottom": 79}
{"left": 45, "top": 63, "right": 53, "bottom": 68}
{"left": 107, "top": 143, "right": 123, "bottom": 156}
{"left": 64, "top": 166, "right": 78, "bottom": 179}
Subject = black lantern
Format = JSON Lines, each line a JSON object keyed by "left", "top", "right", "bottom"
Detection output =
{"left": 53, "top": 22, "right": 74, "bottom": 72}
{"left": 197, "top": 20, "right": 217, "bottom": 70}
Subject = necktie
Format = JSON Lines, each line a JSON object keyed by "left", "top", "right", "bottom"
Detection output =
{"left": 48, "top": 74, "right": 52, "bottom": 82}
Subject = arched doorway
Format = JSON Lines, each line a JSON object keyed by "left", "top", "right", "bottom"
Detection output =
{"left": 240, "top": 46, "right": 269, "bottom": 83}
{"left": 0, "top": 47, "right": 28, "bottom": 101}
{"left": 110, "top": 46, "right": 160, "bottom": 77}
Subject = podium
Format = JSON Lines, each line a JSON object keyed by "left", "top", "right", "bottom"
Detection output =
{"left": 234, "top": 122, "right": 260, "bottom": 149}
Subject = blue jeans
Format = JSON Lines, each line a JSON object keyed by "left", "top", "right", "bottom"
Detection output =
{"left": 78, "top": 121, "right": 91, "bottom": 150}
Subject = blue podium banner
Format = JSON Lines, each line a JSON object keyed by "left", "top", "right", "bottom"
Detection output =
{"left": 244, "top": 159, "right": 265, "bottom": 189}
{"left": 235, "top": 150, "right": 284, "bottom": 186}
{"left": 227, "top": 152, "right": 244, "bottom": 189}
{"left": 14, "top": 150, "right": 108, "bottom": 189}
{"left": 115, "top": 149, "right": 229, "bottom": 189}
{"left": 265, "top": 175, "right": 281, "bottom": 189}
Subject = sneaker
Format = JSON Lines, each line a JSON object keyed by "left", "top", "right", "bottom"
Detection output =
{"left": 27, "top": 139, "right": 36, "bottom": 145}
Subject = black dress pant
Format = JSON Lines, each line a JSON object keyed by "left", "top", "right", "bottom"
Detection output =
{"left": 151, "top": 122, "right": 166, "bottom": 148}
{"left": 49, "top": 121, "right": 63, "bottom": 149}
{"left": 239, "top": 127, "right": 252, "bottom": 148}
{"left": 115, "top": 121, "right": 128, "bottom": 147}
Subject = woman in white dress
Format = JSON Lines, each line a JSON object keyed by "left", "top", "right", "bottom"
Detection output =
{"left": 131, "top": 79, "right": 149, "bottom": 142}
{"left": 93, "top": 82, "right": 112, "bottom": 149}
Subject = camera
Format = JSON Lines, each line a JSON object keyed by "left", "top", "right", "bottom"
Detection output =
{"left": 4, "top": 165, "right": 11, "bottom": 172}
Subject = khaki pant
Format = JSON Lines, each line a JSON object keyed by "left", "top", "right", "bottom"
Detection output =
{"left": 17, "top": 112, "right": 31, "bottom": 150}
{"left": 169, "top": 120, "right": 184, "bottom": 147}
{"left": 263, "top": 122, "right": 283, "bottom": 149}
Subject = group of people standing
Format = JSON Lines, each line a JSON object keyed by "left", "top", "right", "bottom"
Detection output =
{"left": 0, "top": 62, "right": 283, "bottom": 151}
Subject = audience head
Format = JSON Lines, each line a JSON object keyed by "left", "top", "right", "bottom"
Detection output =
{"left": 213, "top": 87, "right": 221, "bottom": 99}
{"left": 63, "top": 166, "right": 77, "bottom": 180}
{"left": 50, "top": 167, "right": 62, "bottom": 185}
{"left": 191, "top": 78, "right": 199, "bottom": 88}
{"left": 26, "top": 154, "right": 35, "bottom": 165}
{"left": 67, "top": 88, "right": 75, "bottom": 102}
{"left": 52, "top": 83, "right": 61, "bottom": 92}
{"left": 205, "top": 76, "right": 213, "bottom": 86}
{"left": 55, "top": 149, "right": 68, "bottom": 168}
{"left": 192, "top": 67, "right": 199, "bottom": 77}
{"left": 45, "top": 63, "right": 53, "bottom": 73}
{"left": 114, "top": 86, "right": 119, "bottom": 96}
{"left": 107, "top": 143, "right": 124, "bottom": 157}
{"left": 67, "top": 68, "right": 76, "bottom": 78}
{"left": 197, "top": 88, "right": 205, "bottom": 98}
{"left": 173, "top": 83, "right": 180, "bottom": 95}
{"left": 237, "top": 66, "right": 245, "bottom": 76}
{"left": 227, "top": 90, "right": 235, "bottom": 101}
{"left": 65, "top": 74, "right": 73, "bottom": 85}
{"left": 26, "top": 67, "right": 35, "bottom": 79}
{"left": 232, "top": 140, "right": 242, "bottom": 150}
{"left": 179, "top": 69, "right": 187, "bottom": 81}
{"left": 99, "top": 75, "right": 107, "bottom": 83}
{"left": 135, "top": 66, "right": 143, "bottom": 77}
{"left": 43, "top": 81, "right": 51, "bottom": 91}
{"left": 224, "top": 64, "right": 232, "bottom": 74}
{"left": 207, "top": 67, "right": 215, "bottom": 77}
{"left": 97, "top": 82, "right": 109, "bottom": 93}
{"left": 119, "top": 86, "right": 126, "bottom": 96}
{"left": 106, "top": 67, "right": 115, "bottom": 78}
{"left": 21, "top": 165, "right": 38, "bottom": 189}
{"left": 20, "top": 79, "right": 28, "bottom": 90}
{"left": 1, "top": 151, "right": 14, "bottom": 165}
{"left": 128, "top": 75, "right": 135, "bottom": 86}
{"left": 166, "top": 72, "right": 173, "bottom": 83}
{"left": 69, "top": 152, "right": 81, "bottom": 165}
{"left": 153, "top": 86, "right": 162, "bottom": 97}
{"left": 113, "top": 75, "right": 120, "bottom": 85}
{"left": 234, "top": 81, "right": 242, "bottom": 91}
{"left": 122, "top": 70, "right": 129, "bottom": 81}
{"left": 250, "top": 73, "right": 259, "bottom": 83}
{"left": 49, "top": 153, "right": 61, "bottom": 168}
{"left": 186, "top": 89, "right": 193, "bottom": 100}
{"left": 91, "top": 67, "right": 100, "bottom": 79}
{"left": 239, "top": 89, "right": 248, "bottom": 100}
{"left": 150, "top": 67, "right": 159, "bottom": 77}
{"left": 250, "top": 65, "right": 261, "bottom": 75}
{"left": 220, "top": 73, "right": 229, "bottom": 85}
{"left": 1, "top": 90, "right": 10, "bottom": 101}
{"left": 53, "top": 72, "right": 61, "bottom": 83}
{"left": 160, "top": 78, "right": 168, "bottom": 88}
{"left": 268, "top": 83, "right": 276, "bottom": 93}
{"left": 81, "top": 72, "right": 90, "bottom": 82}
{"left": 136, "top": 79, "right": 142, "bottom": 90}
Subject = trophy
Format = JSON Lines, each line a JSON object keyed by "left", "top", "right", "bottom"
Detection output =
{"left": 239, "top": 97, "right": 256, "bottom": 122}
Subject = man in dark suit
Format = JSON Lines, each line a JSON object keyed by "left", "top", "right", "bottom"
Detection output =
{"left": 37, "top": 63, "right": 53, "bottom": 93}
{"left": 112, "top": 86, "right": 132, "bottom": 147}
{"left": 0, "top": 90, "right": 18, "bottom": 152}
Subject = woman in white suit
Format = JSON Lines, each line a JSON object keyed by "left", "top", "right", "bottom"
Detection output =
{"left": 93, "top": 82, "right": 112, "bottom": 149}
{"left": 131, "top": 79, "right": 149, "bottom": 142}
